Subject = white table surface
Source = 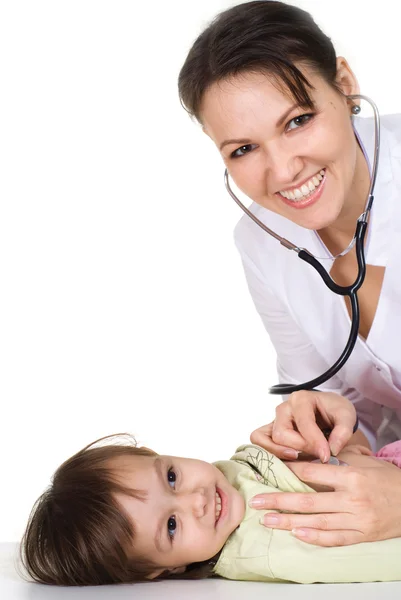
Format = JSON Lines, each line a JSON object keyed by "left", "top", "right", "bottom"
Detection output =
{"left": 2, "top": 543, "right": 401, "bottom": 599}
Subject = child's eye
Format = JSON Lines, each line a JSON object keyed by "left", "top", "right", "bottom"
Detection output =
{"left": 167, "top": 516, "right": 177, "bottom": 539}
{"left": 230, "top": 143, "right": 257, "bottom": 159}
{"left": 167, "top": 468, "right": 176, "bottom": 488}
{"left": 286, "top": 113, "right": 314, "bottom": 131}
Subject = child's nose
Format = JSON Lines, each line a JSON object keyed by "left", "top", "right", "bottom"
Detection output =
{"left": 181, "top": 489, "right": 207, "bottom": 518}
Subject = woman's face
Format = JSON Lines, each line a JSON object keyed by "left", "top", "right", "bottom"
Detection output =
{"left": 201, "top": 61, "right": 365, "bottom": 232}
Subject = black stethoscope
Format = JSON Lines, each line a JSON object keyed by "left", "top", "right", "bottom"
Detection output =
{"left": 224, "top": 94, "right": 380, "bottom": 395}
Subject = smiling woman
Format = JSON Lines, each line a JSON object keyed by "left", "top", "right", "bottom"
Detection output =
{"left": 178, "top": 0, "right": 401, "bottom": 548}
{"left": 200, "top": 65, "right": 365, "bottom": 233}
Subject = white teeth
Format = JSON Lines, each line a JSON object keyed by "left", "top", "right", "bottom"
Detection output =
{"left": 279, "top": 169, "right": 325, "bottom": 202}
{"left": 215, "top": 491, "right": 222, "bottom": 521}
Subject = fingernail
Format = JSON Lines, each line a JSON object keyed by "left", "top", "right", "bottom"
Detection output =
{"left": 320, "top": 450, "right": 330, "bottom": 463}
{"left": 249, "top": 498, "right": 265, "bottom": 508}
{"left": 262, "top": 515, "right": 279, "bottom": 525}
{"left": 283, "top": 449, "right": 299, "bottom": 459}
{"left": 292, "top": 528, "right": 307, "bottom": 538}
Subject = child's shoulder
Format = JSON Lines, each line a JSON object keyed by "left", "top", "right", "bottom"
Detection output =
{"left": 229, "top": 444, "right": 280, "bottom": 488}
{"left": 221, "top": 444, "right": 315, "bottom": 494}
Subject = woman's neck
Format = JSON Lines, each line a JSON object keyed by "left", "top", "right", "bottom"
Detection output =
{"left": 317, "top": 144, "right": 370, "bottom": 257}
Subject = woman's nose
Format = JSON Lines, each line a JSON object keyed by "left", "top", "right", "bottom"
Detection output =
{"left": 264, "top": 141, "right": 303, "bottom": 187}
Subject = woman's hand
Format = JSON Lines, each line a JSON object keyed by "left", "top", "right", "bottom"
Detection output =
{"left": 250, "top": 390, "right": 357, "bottom": 462}
{"left": 249, "top": 459, "right": 401, "bottom": 546}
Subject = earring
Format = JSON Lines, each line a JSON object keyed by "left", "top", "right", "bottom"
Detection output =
{"left": 351, "top": 104, "right": 361, "bottom": 115}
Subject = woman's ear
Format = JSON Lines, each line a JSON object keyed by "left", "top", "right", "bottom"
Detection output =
{"left": 335, "top": 56, "right": 360, "bottom": 99}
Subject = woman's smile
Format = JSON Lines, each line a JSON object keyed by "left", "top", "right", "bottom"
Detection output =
{"left": 276, "top": 168, "right": 326, "bottom": 209}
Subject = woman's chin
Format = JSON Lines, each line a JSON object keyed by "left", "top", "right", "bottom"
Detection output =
{"left": 294, "top": 204, "right": 343, "bottom": 233}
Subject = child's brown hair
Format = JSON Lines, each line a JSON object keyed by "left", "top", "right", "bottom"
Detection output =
{"left": 20, "top": 434, "right": 220, "bottom": 586}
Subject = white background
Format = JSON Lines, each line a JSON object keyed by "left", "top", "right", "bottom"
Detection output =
{"left": 1, "top": 0, "right": 399, "bottom": 542}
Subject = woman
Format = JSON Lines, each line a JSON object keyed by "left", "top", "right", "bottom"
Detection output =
{"left": 178, "top": 1, "right": 401, "bottom": 547}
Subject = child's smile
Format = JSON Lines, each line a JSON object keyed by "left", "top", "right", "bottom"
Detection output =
{"left": 113, "top": 454, "right": 245, "bottom": 578}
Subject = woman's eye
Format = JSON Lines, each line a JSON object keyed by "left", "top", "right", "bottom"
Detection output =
{"left": 167, "top": 468, "right": 176, "bottom": 488}
{"left": 167, "top": 516, "right": 177, "bottom": 539}
{"left": 231, "top": 143, "right": 257, "bottom": 159}
{"left": 286, "top": 113, "right": 314, "bottom": 131}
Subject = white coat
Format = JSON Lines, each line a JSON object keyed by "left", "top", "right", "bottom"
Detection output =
{"left": 234, "top": 114, "right": 401, "bottom": 451}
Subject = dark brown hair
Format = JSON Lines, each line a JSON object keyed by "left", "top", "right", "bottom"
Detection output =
{"left": 178, "top": 1, "right": 340, "bottom": 123}
{"left": 20, "top": 435, "right": 221, "bottom": 586}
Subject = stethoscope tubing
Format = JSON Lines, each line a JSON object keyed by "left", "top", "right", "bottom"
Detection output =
{"left": 271, "top": 221, "right": 367, "bottom": 394}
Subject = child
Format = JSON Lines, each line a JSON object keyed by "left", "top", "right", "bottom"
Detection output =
{"left": 21, "top": 434, "right": 401, "bottom": 586}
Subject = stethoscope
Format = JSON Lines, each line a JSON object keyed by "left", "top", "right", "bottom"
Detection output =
{"left": 225, "top": 94, "right": 380, "bottom": 395}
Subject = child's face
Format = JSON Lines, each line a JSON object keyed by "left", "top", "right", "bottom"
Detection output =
{"left": 114, "top": 453, "right": 245, "bottom": 578}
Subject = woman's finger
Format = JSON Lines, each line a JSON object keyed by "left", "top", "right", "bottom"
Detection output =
{"left": 249, "top": 490, "right": 349, "bottom": 513}
{"left": 285, "top": 460, "right": 354, "bottom": 491}
{"left": 326, "top": 408, "right": 358, "bottom": 456}
{"left": 291, "top": 528, "right": 365, "bottom": 547}
{"left": 290, "top": 399, "right": 331, "bottom": 462}
{"left": 259, "top": 511, "right": 359, "bottom": 533}
{"left": 312, "top": 393, "right": 356, "bottom": 455}
{"left": 250, "top": 424, "right": 301, "bottom": 460}
{"left": 271, "top": 402, "right": 311, "bottom": 451}
{"left": 271, "top": 420, "right": 308, "bottom": 452}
